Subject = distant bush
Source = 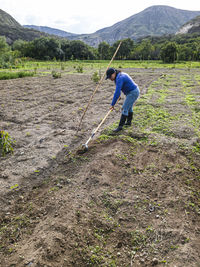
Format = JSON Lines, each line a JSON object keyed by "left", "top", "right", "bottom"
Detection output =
{"left": 0, "top": 130, "right": 15, "bottom": 156}
{"left": 0, "top": 71, "right": 34, "bottom": 80}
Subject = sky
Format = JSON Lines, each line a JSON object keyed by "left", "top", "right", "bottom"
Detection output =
{"left": 1, "top": 0, "right": 200, "bottom": 34}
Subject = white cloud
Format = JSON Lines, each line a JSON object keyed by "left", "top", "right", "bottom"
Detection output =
{"left": 1, "top": 0, "right": 200, "bottom": 33}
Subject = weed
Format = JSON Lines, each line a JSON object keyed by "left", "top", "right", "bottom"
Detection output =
{"left": 120, "top": 135, "right": 137, "bottom": 145}
{"left": 97, "top": 134, "right": 112, "bottom": 142}
{"left": 116, "top": 153, "right": 127, "bottom": 161}
{"left": 51, "top": 70, "right": 61, "bottom": 79}
{"left": 48, "top": 186, "right": 59, "bottom": 193}
{"left": 192, "top": 141, "right": 200, "bottom": 153}
{"left": 91, "top": 71, "right": 100, "bottom": 83}
{"left": 131, "top": 230, "right": 147, "bottom": 250}
{"left": 85, "top": 245, "right": 117, "bottom": 266}
{"left": 0, "top": 130, "right": 15, "bottom": 156}
{"left": 60, "top": 63, "right": 65, "bottom": 70}
{"left": 10, "top": 184, "right": 19, "bottom": 190}
{"left": 76, "top": 65, "right": 83, "bottom": 73}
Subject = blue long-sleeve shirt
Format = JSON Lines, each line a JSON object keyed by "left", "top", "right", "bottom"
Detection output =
{"left": 111, "top": 72, "right": 138, "bottom": 106}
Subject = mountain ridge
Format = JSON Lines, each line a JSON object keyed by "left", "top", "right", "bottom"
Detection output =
{"left": 23, "top": 5, "right": 200, "bottom": 46}
{"left": 1, "top": 6, "right": 200, "bottom": 46}
{"left": 23, "top": 25, "right": 78, "bottom": 38}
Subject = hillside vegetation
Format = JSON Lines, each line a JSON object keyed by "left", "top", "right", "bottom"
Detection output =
{"left": 176, "top": 15, "right": 200, "bottom": 34}
{"left": 0, "top": 9, "right": 48, "bottom": 44}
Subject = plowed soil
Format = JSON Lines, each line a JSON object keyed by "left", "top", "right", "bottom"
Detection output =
{"left": 0, "top": 68, "right": 200, "bottom": 267}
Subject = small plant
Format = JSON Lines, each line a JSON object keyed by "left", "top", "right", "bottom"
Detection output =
{"left": 91, "top": 71, "right": 100, "bottom": 83}
{"left": 51, "top": 70, "right": 61, "bottom": 79}
{"left": 0, "top": 130, "right": 15, "bottom": 156}
{"left": 10, "top": 184, "right": 19, "bottom": 190}
{"left": 76, "top": 65, "right": 83, "bottom": 73}
{"left": 60, "top": 63, "right": 65, "bottom": 70}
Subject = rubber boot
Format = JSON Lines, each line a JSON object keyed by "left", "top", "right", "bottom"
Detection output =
{"left": 125, "top": 112, "right": 133, "bottom": 126}
{"left": 113, "top": 114, "right": 127, "bottom": 132}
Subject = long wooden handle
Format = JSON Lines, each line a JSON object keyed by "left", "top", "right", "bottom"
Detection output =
{"left": 77, "top": 41, "right": 122, "bottom": 130}
{"left": 92, "top": 96, "right": 121, "bottom": 135}
{"left": 93, "top": 109, "right": 112, "bottom": 135}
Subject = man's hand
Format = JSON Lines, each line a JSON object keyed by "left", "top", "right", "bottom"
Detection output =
{"left": 110, "top": 106, "right": 114, "bottom": 110}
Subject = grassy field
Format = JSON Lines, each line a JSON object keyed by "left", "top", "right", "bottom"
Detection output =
{"left": 1, "top": 60, "right": 200, "bottom": 77}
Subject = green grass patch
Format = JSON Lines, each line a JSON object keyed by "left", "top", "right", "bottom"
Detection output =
{"left": 134, "top": 104, "right": 176, "bottom": 136}
{"left": 0, "top": 71, "right": 34, "bottom": 80}
{"left": 4, "top": 60, "right": 200, "bottom": 75}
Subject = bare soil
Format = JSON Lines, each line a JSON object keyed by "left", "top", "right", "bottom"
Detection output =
{"left": 0, "top": 68, "right": 199, "bottom": 267}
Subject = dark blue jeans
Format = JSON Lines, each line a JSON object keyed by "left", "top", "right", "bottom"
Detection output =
{"left": 122, "top": 87, "right": 140, "bottom": 116}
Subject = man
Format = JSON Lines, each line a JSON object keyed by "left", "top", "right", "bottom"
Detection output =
{"left": 106, "top": 68, "right": 140, "bottom": 132}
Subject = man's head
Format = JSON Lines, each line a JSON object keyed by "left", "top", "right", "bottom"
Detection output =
{"left": 105, "top": 68, "right": 116, "bottom": 81}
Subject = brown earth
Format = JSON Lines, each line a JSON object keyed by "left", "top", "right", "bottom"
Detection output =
{"left": 0, "top": 68, "right": 200, "bottom": 267}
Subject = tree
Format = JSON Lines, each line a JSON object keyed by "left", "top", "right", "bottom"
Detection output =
{"left": 70, "top": 40, "right": 95, "bottom": 60}
{"left": 29, "top": 37, "right": 63, "bottom": 60}
{"left": 138, "top": 40, "right": 154, "bottom": 60}
{"left": 12, "top": 39, "right": 28, "bottom": 57}
{"left": 60, "top": 39, "right": 72, "bottom": 60}
{"left": 0, "top": 36, "right": 15, "bottom": 68}
{"left": 119, "top": 38, "right": 134, "bottom": 59}
{"left": 98, "top": 42, "right": 110, "bottom": 60}
{"left": 111, "top": 39, "right": 134, "bottom": 60}
{"left": 0, "top": 36, "right": 10, "bottom": 54}
{"left": 160, "top": 42, "right": 178, "bottom": 63}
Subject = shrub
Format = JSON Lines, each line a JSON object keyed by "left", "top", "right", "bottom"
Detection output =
{"left": 51, "top": 70, "right": 61, "bottom": 79}
{"left": 91, "top": 71, "right": 100, "bottom": 83}
{"left": 76, "top": 65, "right": 83, "bottom": 73}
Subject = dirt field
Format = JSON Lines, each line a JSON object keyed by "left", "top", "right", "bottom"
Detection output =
{"left": 0, "top": 67, "right": 200, "bottom": 267}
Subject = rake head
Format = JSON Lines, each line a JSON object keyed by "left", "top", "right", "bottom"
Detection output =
{"left": 82, "top": 143, "right": 88, "bottom": 152}
{"left": 76, "top": 143, "right": 88, "bottom": 155}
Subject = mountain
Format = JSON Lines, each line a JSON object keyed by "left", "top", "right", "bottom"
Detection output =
{"left": 25, "top": 5, "right": 200, "bottom": 47}
{"left": 1, "top": 6, "right": 200, "bottom": 46}
{"left": 0, "top": 9, "right": 49, "bottom": 44}
{"left": 23, "top": 25, "right": 78, "bottom": 38}
{"left": 176, "top": 15, "right": 200, "bottom": 34}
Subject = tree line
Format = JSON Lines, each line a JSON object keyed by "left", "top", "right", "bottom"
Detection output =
{"left": 0, "top": 33, "right": 200, "bottom": 68}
